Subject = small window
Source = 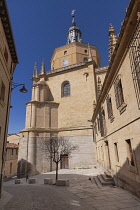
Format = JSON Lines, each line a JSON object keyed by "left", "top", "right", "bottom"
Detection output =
{"left": 10, "top": 163, "right": 12, "bottom": 174}
{"left": 114, "top": 143, "right": 119, "bottom": 162}
{"left": 106, "top": 95, "right": 113, "bottom": 119}
{"left": 0, "top": 81, "right": 5, "bottom": 102}
{"left": 83, "top": 57, "right": 88, "bottom": 62}
{"left": 99, "top": 108, "right": 106, "bottom": 137}
{"left": 114, "top": 77, "right": 124, "bottom": 109}
{"left": 16, "top": 149, "right": 18, "bottom": 155}
{"left": 126, "top": 139, "right": 135, "bottom": 166}
{"left": 64, "top": 51, "right": 67, "bottom": 55}
{"left": 11, "top": 149, "right": 14, "bottom": 155}
{"left": 85, "top": 50, "right": 87, "bottom": 53}
{"left": 62, "top": 81, "right": 70, "bottom": 97}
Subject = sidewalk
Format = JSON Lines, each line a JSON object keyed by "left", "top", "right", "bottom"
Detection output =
{"left": 1, "top": 168, "right": 140, "bottom": 210}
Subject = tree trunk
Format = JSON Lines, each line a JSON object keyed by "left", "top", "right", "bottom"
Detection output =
{"left": 56, "top": 162, "right": 58, "bottom": 181}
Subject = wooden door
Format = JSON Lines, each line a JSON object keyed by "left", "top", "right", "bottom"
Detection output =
{"left": 60, "top": 155, "right": 69, "bottom": 169}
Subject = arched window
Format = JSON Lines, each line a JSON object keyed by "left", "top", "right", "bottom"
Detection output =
{"left": 62, "top": 81, "right": 70, "bottom": 97}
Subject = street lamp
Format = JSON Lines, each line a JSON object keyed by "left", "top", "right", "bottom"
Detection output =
{"left": 12, "top": 83, "right": 28, "bottom": 93}
{"left": 10, "top": 83, "right": 28, "bottom": 108}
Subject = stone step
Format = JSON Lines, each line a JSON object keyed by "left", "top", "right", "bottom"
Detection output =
{"left": 101, "top": 174, "right": 114, "bottom": 182}
{"left": 104, "top": 171, "right": 112, "bottom": 178}
{"left": 97, "top": 175, "right": 114, "bottom": 186}
{"left": 93, "top": 176, "right": 102, "bottom": 187}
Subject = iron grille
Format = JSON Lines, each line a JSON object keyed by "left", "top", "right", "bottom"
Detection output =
{"left": 129, "top": 21, "right": 140, "bottom": 108}
{"left": 114, "top": 77, "right": 124, "bottom": 109}
{"left": 99, "top": 108, "right": 106, "bottom": 137}
{"left": 106, "top": 95, "right": 113, "bottom": 119}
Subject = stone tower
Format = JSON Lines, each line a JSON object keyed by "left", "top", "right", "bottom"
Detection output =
{"left": 18, "top": 11, "right": 106, "bottom": 176}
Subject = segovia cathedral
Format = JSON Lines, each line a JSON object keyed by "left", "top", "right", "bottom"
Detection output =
{"left": 18, "top": 10, "right": 107, "bottom": 175}
{"left": 18, "top": 0, "right": 140, "bottom": 198}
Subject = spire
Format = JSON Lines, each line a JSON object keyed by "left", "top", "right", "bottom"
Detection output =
{"left": 67, "top": 10, "right": 82, "bottom": 44}
{"left": 40, "top": 59, "right": 45, "bottom": 74}
{"left": 33, "top": 62, "right": 37, "bottom": 77}
{"left": 71, "top": 9, "right": 76, "bottom": 26}
{"left": 88, "top": 44, "right": 92, "bottom": 61}
{"left": 108, "top": 23, "right": 117, "bottom": 62}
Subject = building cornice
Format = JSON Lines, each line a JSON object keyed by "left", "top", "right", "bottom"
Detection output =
{"left": 46, "top": 61, "right": 95, "bottom": 77}
{"left": 92, "top": 0, "right": 140, "bottom": 122}
{"left": 20, "top": 125, "right": 93, "bottom": 133}
{"left": 26, "top": 100, "right": 59, "bottom": 105}
{"left": 95, "top": 66, "right": 108, "bottom": 74}
{"left": 0, "top": 0, "right": 18, "bottom": 63}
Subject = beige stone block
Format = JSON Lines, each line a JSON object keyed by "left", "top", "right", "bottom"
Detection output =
{"left": 56, "top": 179, "right": 69, "bottom": 186}
{"left": 44, "top": 178, "right": 53, "bottom": 185}
{"left": 28, "top": 178, "right": 37, "bottom": 184}
{"left": 15, "top": 179, "right": 22, "bottom": 184}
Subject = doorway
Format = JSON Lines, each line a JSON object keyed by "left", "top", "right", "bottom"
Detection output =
{"left": 104, "top": 141, "right": 111, "bottom": 169}
{"left": 60, "top": 155, "right": 69, "bottom": 169}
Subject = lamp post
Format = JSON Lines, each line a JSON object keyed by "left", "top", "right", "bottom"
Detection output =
{"left": 11, "top": 82, "right": 28, "bottom": 178}
{"left": 10, "top": 83, "right": 28, "bottom": 108}
{"left": 12, "top": 83, "right": 28, "bottom": 93}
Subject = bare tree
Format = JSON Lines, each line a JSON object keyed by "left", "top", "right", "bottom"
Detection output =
{"left": 44, "top": 136, "right": 78, "bottom": 181}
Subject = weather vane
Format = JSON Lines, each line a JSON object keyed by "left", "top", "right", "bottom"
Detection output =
{"left": 71, "top": 9, "right": 76, "bottom": 17}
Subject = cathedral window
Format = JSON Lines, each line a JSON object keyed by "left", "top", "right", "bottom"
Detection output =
{"left": 114, "top": 77, "right": 124, "bottom": 109}
{"left": 64, "top": 51, "right": 67, "bottom": 55}
{"left": 85, "top": 50, "right": 87, "bottom": 53}
{"left": 129, "top": 20, "right": 140, "bottom": 108}
{"left": 106, "top": 95, "right": 114, "bottom": 121}
{"left": 62, "top": 81, "right": 70, "bottom": 97}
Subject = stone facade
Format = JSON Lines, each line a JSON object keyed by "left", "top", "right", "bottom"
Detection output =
{"left": 0, "top": 0, "right": 18, "bottom": 197}
{"left": 92, "top": 0, "right": 140, "bottom": 197}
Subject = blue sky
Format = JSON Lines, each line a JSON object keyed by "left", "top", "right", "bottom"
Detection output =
{"left": 7, "top": 0, "right": 130, "bottom": 134}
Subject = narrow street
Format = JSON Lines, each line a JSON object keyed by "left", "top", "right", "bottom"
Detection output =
{"left": 1, "top": 169, "right": 140, "bottom": 210}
